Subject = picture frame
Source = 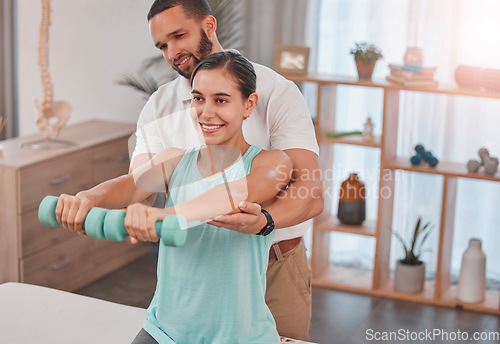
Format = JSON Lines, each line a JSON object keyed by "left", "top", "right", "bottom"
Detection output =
{"left": 273, "top": 45, "right": 310, "bottom": 75}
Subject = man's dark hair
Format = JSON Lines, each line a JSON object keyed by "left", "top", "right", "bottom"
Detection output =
{"left": 190, "top": 51, "right": 257, "bottom": 99}
{"left": 147, "top": 0, "right": 212, "bottom": 22}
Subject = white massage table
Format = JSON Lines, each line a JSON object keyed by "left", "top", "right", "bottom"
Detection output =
{"left": 0, "top": 282, "right": 146, "bottom": 343}
{"left": 0, "top": 282, "right": 317, "bottom": 344}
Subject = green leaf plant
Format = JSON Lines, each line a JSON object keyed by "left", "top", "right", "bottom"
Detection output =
{"left": 391, "top": 217, "right": 433, "bottom": 266}
{"left": 350, "top": 42, "right": 383, "bottom": 65}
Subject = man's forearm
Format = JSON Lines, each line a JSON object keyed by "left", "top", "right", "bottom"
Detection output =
{"left": 265, "top": 178, "right": 324, "bottom": 229}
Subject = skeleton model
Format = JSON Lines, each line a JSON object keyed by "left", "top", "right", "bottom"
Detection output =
{"left": 33, "top": 0, "right": 71, "bottom": 139}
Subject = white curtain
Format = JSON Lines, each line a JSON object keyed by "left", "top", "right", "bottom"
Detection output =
{"left": 0, "top": 0, "right": 16, "bottom": 140}
{"left": 309, "top": 0, "right": 500, "bottom": 287}
{"left": 243, "top": 0, "right": 319, "bottom": 67}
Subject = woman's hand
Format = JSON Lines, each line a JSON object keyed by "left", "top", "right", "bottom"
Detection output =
{"left": 55, "top": 193, "right": 95, "bottom": 235}
{"left": 124, "top": 203, "right": 169, "bottom": 243}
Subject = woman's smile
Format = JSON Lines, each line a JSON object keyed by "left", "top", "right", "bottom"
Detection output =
{"left": 200, "top": 122, "right": 225, "bottom": 133}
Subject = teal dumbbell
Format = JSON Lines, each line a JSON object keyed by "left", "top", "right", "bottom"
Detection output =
{"left": 101, "top": 208, "right": 187, "bottom": 246}
{"left": 38, "top": 195, "right": 188, "bottom": 246}
{"left": 37, "top": 195, "right": 106, "bottom": 238}
{"left": 410, "top": 144, "right": 439, "bottom": 167}
{"left": 38, "top": 196, "right": 129, "bottom": 240}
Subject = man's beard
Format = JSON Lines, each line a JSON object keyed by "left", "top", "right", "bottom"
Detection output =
{"left": 174, "top": 29, "right": 213, "bottom": 79}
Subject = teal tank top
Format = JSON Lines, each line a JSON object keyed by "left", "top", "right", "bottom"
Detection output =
{"left": 143, "top": 145, "right": 279, "bottom": 344}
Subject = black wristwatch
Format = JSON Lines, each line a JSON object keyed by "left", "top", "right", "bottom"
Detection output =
{"left": 257, "top": 209, "right": 275, "bottom": 236}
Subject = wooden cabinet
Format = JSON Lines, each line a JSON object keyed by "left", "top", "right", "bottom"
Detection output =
{"left": 0, "top": 120, "right": 150, "bottom": 291}
{"left": 283, "top": 73, "right": 500, "bottom": 315}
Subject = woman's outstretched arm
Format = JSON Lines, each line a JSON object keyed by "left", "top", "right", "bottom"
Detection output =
{"left": 55, "top": 148, "right": 184, "bottom": 234}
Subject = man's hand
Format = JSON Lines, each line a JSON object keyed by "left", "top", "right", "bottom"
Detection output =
{"left": 205, "top": 201, "right": 266, "bottom": 235}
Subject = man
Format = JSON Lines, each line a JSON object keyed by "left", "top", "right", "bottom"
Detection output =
{"left": 134, "top": 0, "right": 323, "bottom": 340}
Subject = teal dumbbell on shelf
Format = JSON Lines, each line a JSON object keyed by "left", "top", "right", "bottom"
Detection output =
{"left": 38, "top": 195, "right": 188, "bottom": 247}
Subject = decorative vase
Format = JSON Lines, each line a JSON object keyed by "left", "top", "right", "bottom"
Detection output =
{"left": 403, "top": 47, "right": 424, "bottom": 67}
{"left": 395, "top": 260, "right": 425, "bottom": 293}
{"left": 355, "top": 60, "right": 375, "bottom": 80}
{"left": 338, "top": 173, "right": 366, "bottom": 225}
{"left": 457, "top": 238, "right": 486, "bottom": 303}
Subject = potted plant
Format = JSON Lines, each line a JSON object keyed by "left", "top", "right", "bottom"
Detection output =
{"left": 392, "top": 217, "right": 432, "bottom": 293}
{"left": 350, "top": 42, "right": 383, "bottom": 80}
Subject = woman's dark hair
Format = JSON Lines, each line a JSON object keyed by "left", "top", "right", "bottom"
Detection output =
{"left": 147, "top": 0, "right": 212, "bottom": 22}
{"left": 190, "top": 51, "right": 257, "bottom": 99}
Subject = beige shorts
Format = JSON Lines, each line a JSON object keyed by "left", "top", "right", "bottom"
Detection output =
{"left": 265, "top": 239, "right": 312, "bottom": 341}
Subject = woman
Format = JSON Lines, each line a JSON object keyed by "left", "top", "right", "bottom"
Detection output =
{"left": 56, "top": 51, "right": 291, "bottom": 343}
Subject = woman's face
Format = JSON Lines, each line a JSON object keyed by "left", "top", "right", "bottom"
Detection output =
{"left": 190, "top": 68, "right": 257, "bottom": 147}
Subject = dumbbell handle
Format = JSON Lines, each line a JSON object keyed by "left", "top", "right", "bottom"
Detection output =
{"left": 38, "top": 196, "right": 187, "bottom": 246}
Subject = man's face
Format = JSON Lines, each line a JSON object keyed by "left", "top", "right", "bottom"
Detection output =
{"left": 149, "top": 6, "right": 213, "bottom": 79}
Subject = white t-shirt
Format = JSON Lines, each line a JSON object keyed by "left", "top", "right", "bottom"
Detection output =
{"left": 132, "top": 62, "right": 319, "bottom": 242}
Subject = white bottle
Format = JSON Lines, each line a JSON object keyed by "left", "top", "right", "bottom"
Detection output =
{"left": 362, "top": 117, "right": 374, "bottom": 141}
{"left": 457, "top": 238, "right": 486, "bottom": 303}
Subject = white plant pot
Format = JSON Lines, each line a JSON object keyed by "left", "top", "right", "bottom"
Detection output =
{"left": 394, "top": 260, "right": 425, "bottom": 294}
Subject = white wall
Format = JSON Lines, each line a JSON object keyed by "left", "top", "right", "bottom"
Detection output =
{"left": 17, "top": 0, "right": 162, "bottom": 136}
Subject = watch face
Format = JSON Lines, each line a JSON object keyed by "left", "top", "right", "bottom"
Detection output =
{"left": 261, "top": 224, "right": 275, "bottom": 236}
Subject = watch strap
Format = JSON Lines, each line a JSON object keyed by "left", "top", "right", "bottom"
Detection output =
{"left": 258, "top": 209, "right": 275, "bottom": 236}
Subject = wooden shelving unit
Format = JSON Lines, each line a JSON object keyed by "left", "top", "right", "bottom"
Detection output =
{"left": 386, "top": 158, "right": 500, "bottom": 182}
{"left": 317, "top": 134, "right": 382, "bottom": 148}
{"left": 313, "top": 266, "right": 374, "bottom": 292}
{"left": 315, "top": 214, "right": 377, "bottom": 237}
{"left": 284, "top": 72, "right": 500, "bottom": 315}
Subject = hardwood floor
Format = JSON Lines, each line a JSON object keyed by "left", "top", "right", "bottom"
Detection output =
{"left": 75, "top": 244, "right": 500, "bottom": 344}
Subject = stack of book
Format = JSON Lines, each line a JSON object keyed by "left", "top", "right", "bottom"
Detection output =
{"left": 386, "top": 64, "right": 438, "bottom": 87}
